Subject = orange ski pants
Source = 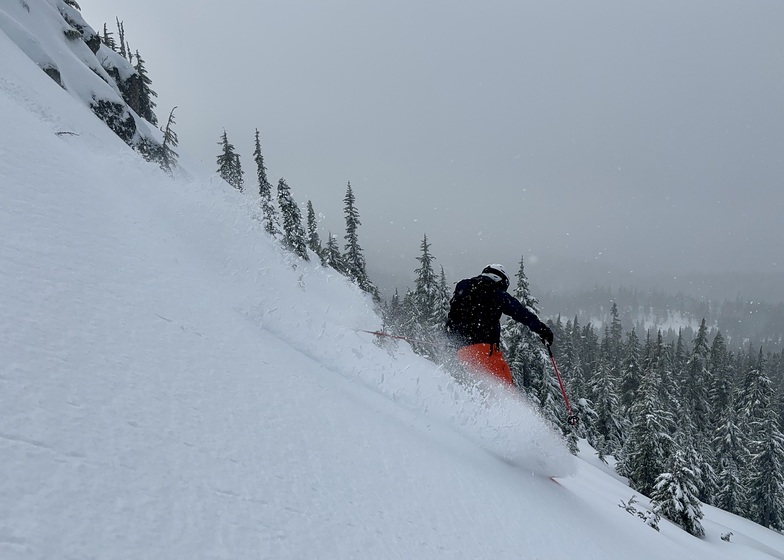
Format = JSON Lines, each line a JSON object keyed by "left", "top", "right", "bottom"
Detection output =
{"left": 456, "top": 343, "right": 514, "bottom": 386}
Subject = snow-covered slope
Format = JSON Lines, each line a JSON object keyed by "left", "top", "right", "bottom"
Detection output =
{"left": 2, "top": 5, "right": 784, "bottom": 559}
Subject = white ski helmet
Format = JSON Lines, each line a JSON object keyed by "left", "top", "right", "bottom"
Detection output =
{"left": 481, "top": 264, "right": 509, "bottom": 290}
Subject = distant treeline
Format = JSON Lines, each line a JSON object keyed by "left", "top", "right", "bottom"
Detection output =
{"left": 539, "top": 286, "right": 784, "bottom": 353}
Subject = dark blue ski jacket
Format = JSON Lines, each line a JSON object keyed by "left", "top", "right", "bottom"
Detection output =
{"left": 445, "top": 275, "right": 545, "bottom": 347}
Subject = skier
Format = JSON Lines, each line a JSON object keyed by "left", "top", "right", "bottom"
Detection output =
{"left": 445, "top": 264, "right": 553, "bottom": 386}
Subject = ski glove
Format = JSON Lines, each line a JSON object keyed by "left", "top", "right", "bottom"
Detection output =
{"left": 537, "top": 323, "right": 554, "bottom": 346}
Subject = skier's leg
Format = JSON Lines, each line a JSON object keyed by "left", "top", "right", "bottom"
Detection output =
{"left": 456, "top": 343, "right": 514, "bottom": 386}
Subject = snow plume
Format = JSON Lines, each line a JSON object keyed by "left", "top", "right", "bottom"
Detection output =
{"left": 244, "top": 265, "right": 575, "bottom": 479}
{"left": 2, "top": 3, "right": 784, "bottom": 559}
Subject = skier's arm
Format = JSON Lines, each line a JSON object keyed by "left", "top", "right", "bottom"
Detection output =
{"left": 500, "top": 293, "right": 553, "bottom": 344}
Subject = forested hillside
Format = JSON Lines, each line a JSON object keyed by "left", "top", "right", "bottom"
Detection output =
{"left": 539, "top": 286, "right": 784, "bottom": 352}
{"left": 380, "top": 253, "right": 784, "bottom": 532}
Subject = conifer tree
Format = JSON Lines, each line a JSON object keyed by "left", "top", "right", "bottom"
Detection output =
{"left": 412, "top": 234, "right": 437, "bottom": 311}
{"left": 607, "top": 303, "right": 624, "bottom": 379}
{"left": 405, "top": 234, "right": 440, "bottom": 356}
{"left": 252, "top": 129, "right": 279, "bottom": 236}
{"left": 673, "top": 328, "right": 689, "bottom": 380}
{"left": 325, "top": 232, "right": 345, "bottom": 273}
{"left": 133, "top": 50, "right": 157, "bottom": 125}
{"left": 618, "top": 350, "right": 674, "bottom": 496}
{"left": 500, "top": 256, "right": 562, "bottom": 424}
{"left": 502, "top": 255, "right": 547, "bottom": 394}
{"left": 708, "top": 331, "right": 733, "bottom": 421}
{"left": 619, "top": 328, "right": 642, "bottom": 412}
{"left": 306, "top": 200, "right": 324, "bottom": 263}
{"left": 252, "top": 129, "right": 269, "bottom": 187}
{"left": 216, "top": 130, "right": 244, "bottom": 191}
{"left": 679, "top": 429, "right": 716, "bottom": 505}
{"left": 746, "top": 408, "right": 784, "bottom": 529}
{"left": 591, "top": 357, "right": 624, "bottom": 453}
{"left": 383, "top": 288, "right": 405, "bottom": 334}
{"left": 342, "top": 182, "right": 375, "bottom": 295}
{"left": 159, "top": 106, "right": 179, "bottom": 174}
{"left": 677, "top": 319, "right": 717, "bottom": 500}
{"left": 651, "top": 330, "right": 679, "bottom": 416}
{"left": 101, "top": 23, "right": 117, "bottom": 51}
{"left": 436, "top": 266, "right": 451, "bottom": 331}
{"left": 116, "top": 18, "right": 128, "bottom": 60}
{"left": 558, "top": 319, "right": 577, "bottom": 388}
{"left": 580, "top": 322, "right": 601, "bottom": 381}
{"left": 682, "top": 319, "right": 712, "bottom": 434}
{"left": 712, "top": 402, "right": 748, "bottom": 515}
{"left": 276, "top": 178, "right": 308, "bottom": 260}
{"left": 565, "top": 317, "right": 588, "bottom": 402}
{"left": 739, "top": 347, "right": 784, "bottom": 528}
{"left": 651, "top": 449, "right": 706, "bottom": 537}
{"left": 398, "top": 289, "right": 419, "bottom": 341}
{"left": 739, "top": 347, "right": 771, "bottom": 434}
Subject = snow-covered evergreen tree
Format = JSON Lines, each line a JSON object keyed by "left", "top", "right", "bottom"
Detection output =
{"left": 651, "top": 449, "right": 705, "bottom": 537}
{"left": 342, "top": 182, "right": 375, "bottom": 296}
{"left": 739, "top": 347, "right": 772, "bottom": 434}
{"left": 742, "top": 349, "right": 784, "bottom": 529}
{"left": 674, "top": 320, "right": 718, "bottom": 501}
{"left": 619, "top": 328, "right": 642, "bottom": 412}
{"left": 497, "top": 256, "right": 567, "bottom": 425}
{"left": 589, "top": 355, "right": 624, "bottom": 454}
{"left": 383, "top": 288, "right": 405, "bottom": 335}
{"left": 412, "top": 234, "right": 437, "bottom": 308}
{"left": 276, "top": 178, "right": 308, "bottom": 260}
{"left": 132, "top": 50, "right": 157, "bottom": 125}
{"left": 708, "top": 331, "right": 733, "bottom": 422}
{"left": 606, "top": 303, "right": 624, "bottom": 378}
{"left": 101, "top": 23, "right": 116, "bottom": 51}
{"left": 618, "top": 351, "right": 674, "bottom": 496}
{"left": 682, "top": 319, "right": 712, "bottom": 435}
{"left": 502, "top": 255, "right": 548, "bottom": 395}
{"left": 404, "top": 234, "right": 440, "bottom": 357}
{"left": 116, "top": 18, "right": 128, "bottom": 60}
{"left": 673, "top": 329, "right": 688, "bottom": 383}
{"left": 435, "top": 266, "right": 451, "bottom": 330}
{"left": 580, "top": 322, "right": 601, "bottom": 383}
{"left": 253, "top": 129, "right": 279, "bottom": 237}
{"left": 325, "top": 232, "right": 345, "bottom": 274}
{"left": 216, "top": 130, "right": 244, "bottom": 192}
{"left": 745, "top": 408, "right": 784, "bottom": 529}
{"left": 565, "top": 317, "right": 587, "bottom": 402}
{"left": 158, "top": 106, "right": 178, "bottom": 174}
{"left": 306, "top": 200, "right": 324, "bottom": 263}
{"left": 651, "top": 330, "right": 679, "bottom": 418}
{"left": 712, "top": 402, "right": 749, "bottom": 515}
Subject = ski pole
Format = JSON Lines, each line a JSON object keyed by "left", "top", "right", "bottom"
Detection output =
{"left": 356, "top": 329, "right": 439, "bottom": 346}
{"left": 544, "top": 342, "right": 579, "bottom": 426}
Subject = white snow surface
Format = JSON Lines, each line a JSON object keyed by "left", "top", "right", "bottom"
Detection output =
{"left": 2, "top": 6, "right": 784, "bottom": 559}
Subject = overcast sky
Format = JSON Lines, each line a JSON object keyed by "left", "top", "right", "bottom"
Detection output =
{"left": 81, "top": 0, "right": 784, "bottom": 295}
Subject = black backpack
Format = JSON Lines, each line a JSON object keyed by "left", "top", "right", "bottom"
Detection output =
{"left": 445, "top": 276, "right": 503, "bottom": 346}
